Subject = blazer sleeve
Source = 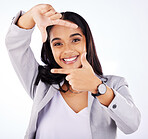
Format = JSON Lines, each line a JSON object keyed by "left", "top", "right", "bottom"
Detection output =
{"left": 5, "top": 11, "right": 39, "bottom": 99}
{"left": 97, "top": 76, "right": 141, "bottom": 134}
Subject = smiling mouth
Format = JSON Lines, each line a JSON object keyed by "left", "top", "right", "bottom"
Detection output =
{"left": 61, "top": 55, "right": 79, "bottom": 64}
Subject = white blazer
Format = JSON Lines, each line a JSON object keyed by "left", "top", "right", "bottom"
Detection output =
{"left": 5, "top": 11, "right": 141, "bottom": 139}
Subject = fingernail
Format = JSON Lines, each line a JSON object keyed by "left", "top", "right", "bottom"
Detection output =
{"left": 71, "top": 24, "right": 78, "bottom": 28}
{"left": 51, "top": 69, "right": 54, "bottom": 73}
{"left": 83, "top": 52, "right": 87, "bottom": 57}
{"left": 66, "top": 76, "right": 68, "bottom": 81}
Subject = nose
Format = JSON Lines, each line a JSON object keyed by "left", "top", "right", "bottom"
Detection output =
{"left": 63, "top": 44, "right": 75, "bottom": 55}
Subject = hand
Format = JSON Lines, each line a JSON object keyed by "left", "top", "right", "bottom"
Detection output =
{"left": 30, "top": 4, "right": 78, "bottom": 42}
{"left": 51, "top": 52, "right": 102, "bottom": 93}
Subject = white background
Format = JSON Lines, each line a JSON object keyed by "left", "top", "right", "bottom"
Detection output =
{"left": 0, "top": 0, "right": 148, "bottom": 138}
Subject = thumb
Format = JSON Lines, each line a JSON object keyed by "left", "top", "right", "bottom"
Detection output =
{"left": 38, "top": 26, "right": 47, "bottom": 42}
{"left": 81, "top": 52, "right": 90, "bottom": 68}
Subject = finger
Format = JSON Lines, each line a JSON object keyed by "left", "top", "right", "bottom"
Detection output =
{"left": 63, "top": 20, "right": 78, "bottom": 28}
{"left": 51, "top": 68, "right": 74, "bottom": 74}
{"left": 38, "top": 26, "right": 47, "bottom": 42}
{"left": 66, "top": 75, "right": 71, "bottom": 81}
{"left": 40, "top": 4, "right": 55, "bottom": 14}
{"left": 81, "top": 52, "right": 90, "bottom": 68}
{"left": 49, "top": 13, "right": 62, "bottom": 20}
{"left": 44, "top": 9, "right": 56, "bottom": 17}
{"left": 69, "top": 80, "right": 72, "bottom": 85}
{"left": 52, "top": 19, "right": 78, "bottom": 29}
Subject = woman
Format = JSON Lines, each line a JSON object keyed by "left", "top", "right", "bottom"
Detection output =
{"left": 5, "top": 4, "right": 141, "bottom": 139}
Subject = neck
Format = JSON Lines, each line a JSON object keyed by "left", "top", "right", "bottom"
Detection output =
{"left": 61, "top": 82, "right": 87, "bottom": 95}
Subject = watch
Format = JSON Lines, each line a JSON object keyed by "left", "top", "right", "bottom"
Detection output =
{"left": 91, "top": 81, "right": 107, "bottom": 98}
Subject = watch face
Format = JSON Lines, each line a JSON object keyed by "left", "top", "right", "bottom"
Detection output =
{"left": 98, "top": 83, "right": 107, "bottom": 94}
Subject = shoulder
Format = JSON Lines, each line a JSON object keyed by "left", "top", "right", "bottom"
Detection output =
{"left": 102, "top": 75, "right": 128, "bottom": 90}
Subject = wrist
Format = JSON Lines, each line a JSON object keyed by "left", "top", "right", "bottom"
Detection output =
{"left": 17, "top": 10, "right": 35, "bottom": 29}
{"left": 96, "top": 87, "right": 115, "bottom": 106}
{"left": 90, "top": 77, "right": 102, "bottom": 94}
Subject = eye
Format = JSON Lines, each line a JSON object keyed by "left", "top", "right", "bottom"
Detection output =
{"left": 53, "top": 42, "right": 63, "bottom": 46}
{"left": 72, "top": 38, "right": 81, "bottom": 43}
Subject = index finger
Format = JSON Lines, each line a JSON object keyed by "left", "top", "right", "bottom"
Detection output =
{"left": 51, "top": 68, "right": 74, "bottom": 74}
{"left": 52, "top": 19, "right": 78, "bottom": 29}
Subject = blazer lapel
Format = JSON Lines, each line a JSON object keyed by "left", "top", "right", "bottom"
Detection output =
{"left": 37, "top": 80, "right": 64, "bottom": 112}
{"left": 36, "top": 80, "right": 95, "bottom": 114}
{"left": 88, "top": 91, "right": 95, "bottom": 113}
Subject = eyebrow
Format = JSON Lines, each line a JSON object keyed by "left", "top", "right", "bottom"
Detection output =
{"left": 51, "top": 33, "right": 82, "bottom": 43}
{"left": 70, "top": 33, "right": 82, "bottom": 38}
{"left": 51, "top": 38, "right": 61, "bottom": 43}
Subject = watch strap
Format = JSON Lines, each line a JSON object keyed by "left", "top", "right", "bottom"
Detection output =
{"left": 91, "top": 91, "right": 101, "bottom": 98}
{"left": 91, "top": 80, "right": 106, "bottom": 98}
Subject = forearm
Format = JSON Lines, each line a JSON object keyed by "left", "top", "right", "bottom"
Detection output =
{"left": 95, "top": 76, "right": 141, "bottom": 134}
{"left": 96, "top": 87, "right": 115, "bottom": 106}
{"left": 91, "top": 77, "right": 115, "bottom": 106}
{"left": 5, "top": 11, "right": 38, "bottom": 99}
{"left": 17, "top": 9, "right": 35, "bottom": 29}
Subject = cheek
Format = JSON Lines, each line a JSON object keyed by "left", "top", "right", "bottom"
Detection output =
{"left": 51, "top": 48, "right": 60, "bottom": 63}
{"left": 54, "top": 54, "right": 60, "bottom": 63}
{"left": 79, "top": 42, "right": 86, "bottom": 52}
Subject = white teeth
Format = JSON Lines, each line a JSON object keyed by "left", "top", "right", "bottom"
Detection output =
{"left": 64, "top": 56, "right": 77, "bottom": 62}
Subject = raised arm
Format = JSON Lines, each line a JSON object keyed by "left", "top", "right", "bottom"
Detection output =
{"left": 5, "top": 10, "right": 38, "bottom": 99}
{"left": 17, "top": 4, "right": 78, "bottom": 42}
{"left": 5, "top": 4, "right": 78, "bottom": 99}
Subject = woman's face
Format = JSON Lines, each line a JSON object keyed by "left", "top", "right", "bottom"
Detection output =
{"left": 49, "top": 24, "right": 86, "bottom": 69}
